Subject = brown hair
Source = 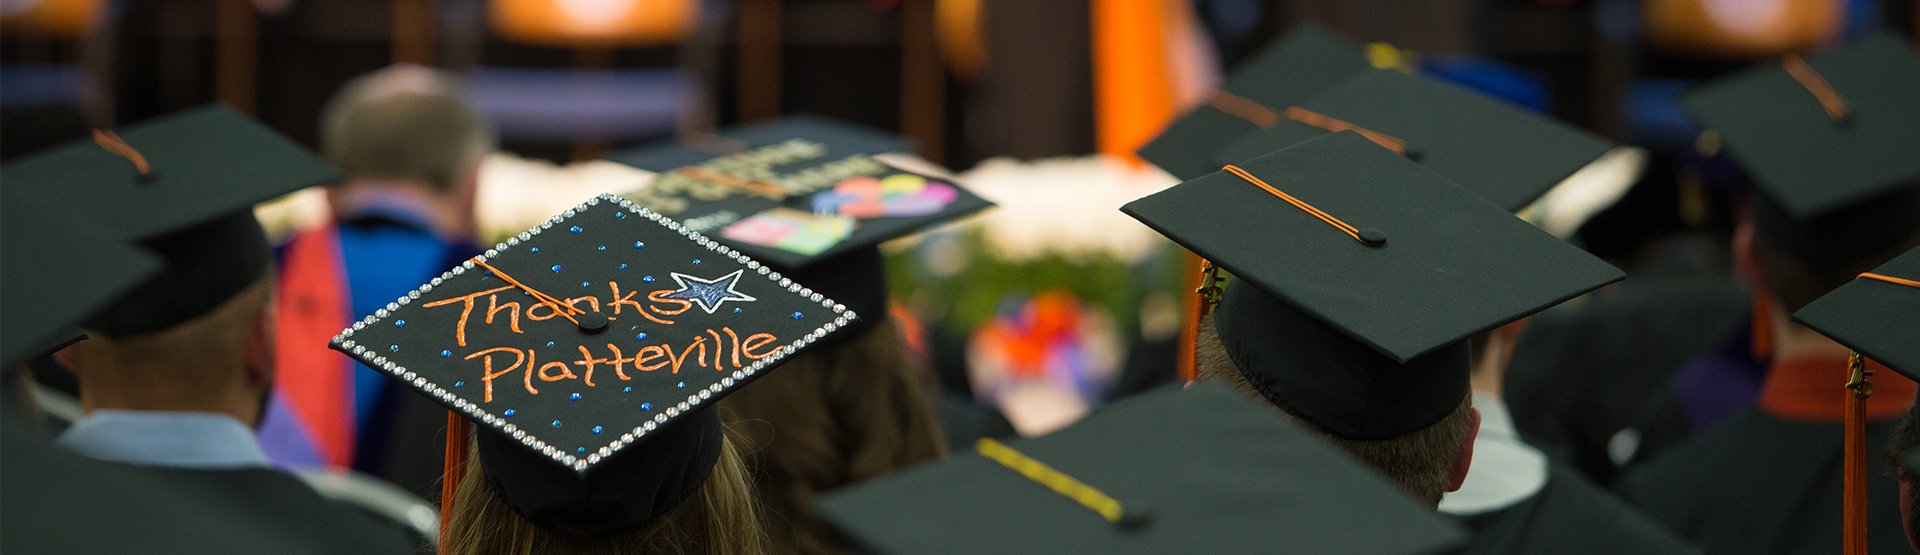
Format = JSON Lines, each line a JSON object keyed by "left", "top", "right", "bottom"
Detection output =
{"left": 1194, "top": 314, "right": 1474, "bottom": 507}
{"left": 442, "top": 431, "right": 765, "bottom": 555}
{"left": 1753, "top": 230, "right": 1920, "bottom": 314}
{"left": 320, "top": 64, "right": 493, "bottom": 191}
{"left": 718, "top": 320, "right": 948, "bottom": 555}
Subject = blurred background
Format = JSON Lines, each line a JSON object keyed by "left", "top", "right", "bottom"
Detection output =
{"left": 4, "top": 0, "right": 1916, "bottom": 436}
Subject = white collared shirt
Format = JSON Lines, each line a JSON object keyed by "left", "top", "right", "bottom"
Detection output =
{"left": 56, "top": 409, "right": 273, "bottom": 470}
{"left": 1438, "top": 393, "right": 1549, "bottom": 516}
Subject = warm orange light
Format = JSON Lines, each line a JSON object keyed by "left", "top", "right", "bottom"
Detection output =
{"left": 488, "top": 0, "right": 700, "bottom": 47}
{"left": 0, "top": 0, "right": 106, "bottom": 39}
{"left": 1642, "top": 0, "right": 1843, "bottom": 60}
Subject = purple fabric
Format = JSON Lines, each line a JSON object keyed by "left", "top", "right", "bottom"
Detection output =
{"left": 256, "top": 393, "right": 325, "bottom": 469}
{"left": 1672, "top": 315, "right": 1770, "bottom": 432}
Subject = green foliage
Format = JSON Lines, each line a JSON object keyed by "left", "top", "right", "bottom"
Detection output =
{"left": 885, "top": 230, "right": 1188, "bottom": 336}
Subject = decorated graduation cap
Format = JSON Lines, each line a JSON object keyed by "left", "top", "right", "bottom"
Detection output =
{"left": 1213, "top": 69, "right": 1616, "bottom": 212}
{"left": 0, "top": 191, "right": 162, "bottom": 369}
{"left": 608, "top": 116, "right": 991, "bottom": 339}
{"left": 606, "top": 114, "right": 993, "bottom": 270}
{"left": 1681, "top": 34, "right": 1920, "bottom": 264}
{"left": 815, "top": 382, "right": 1469, "bottom": 554}
{"left": 330, "top": 193, "right": 855, "bottom": 536}
{"left": 1136, "top": 23, "right": 1372, "bottom": 181}
{"left": 1122, "top": 131, "right": 1622, "bottom": 439}
{"left": 1792, "top": 247, "right": 1920, "bottom": 381}
{"left": 0, "top": 104, "right": 340, "bottom": 337}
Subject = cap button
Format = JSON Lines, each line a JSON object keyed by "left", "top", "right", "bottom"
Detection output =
{"left": 1117, "top": 505, "right": 1154, "bottom": 531}
{"left": 1357, "top": 228, "right": 1388, "bottom": 246}
{"left": 578, "top": 313, "right": 610, "bottom": 334}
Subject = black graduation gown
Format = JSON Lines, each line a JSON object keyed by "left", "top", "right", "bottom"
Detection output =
{"left": 0, "top": 404, "right": 419, "bottom": 555}
{"left": 1618, "top": 409, "right": 1909, "bottom": 555}
{"left": 1503, "top": 271, "right": 1749, "bottom": 487}
{"left": 1451, "top": 464, "right": 1700, "bottom": 555}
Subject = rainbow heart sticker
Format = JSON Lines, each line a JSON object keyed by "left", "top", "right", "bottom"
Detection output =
{"left": 810, "top": 174, "right": 959, "bottom": 219}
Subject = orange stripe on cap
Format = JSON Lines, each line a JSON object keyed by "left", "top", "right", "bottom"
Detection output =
{"left": 1859, "top": 272, "right": 1920, "bottom": 288}
{"left": 1283, "top": 107, "right": 1409, "bottom": 155}
{"left": 1222, "top": 164, "right": 1385, "bottom": 246}
{"left": 1782, "top": 54, "right": 1850, "bottom": 122}
{"left": 91, "top": 129, "right": 151, "bottom": 175}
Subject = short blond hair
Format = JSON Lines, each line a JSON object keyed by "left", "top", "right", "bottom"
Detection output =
{"left": 1195, "top": 314, "right": 1474, "bottom": 507}
{"left": 320, "top": 64, "right": 493, "bottom": 191}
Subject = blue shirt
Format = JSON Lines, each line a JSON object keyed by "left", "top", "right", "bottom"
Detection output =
{"left": 57, "top": 409, "right": 272, "bottom": 469}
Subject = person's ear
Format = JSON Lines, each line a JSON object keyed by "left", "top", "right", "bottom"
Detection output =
{"left": 1447, "top": 407, "right": 1482, "bottom": 493}
{"left": 244, "top": 297, "right": 277, "bottom": 388}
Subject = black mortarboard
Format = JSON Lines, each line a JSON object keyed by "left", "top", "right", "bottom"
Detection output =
{"left": 815, "top": 382, "right": 1469, "bottom": 555}
{"left": 1136, "top": 23, "right": 1372, "bottom": 181}
{"left": 1681, "top": 35, "right": 1920, "bottom": 263}
{"left": 1792, "top": 247, "right": 1920, "bottom": 381}
{"left": 1122, "top": 132, "right": 1623, "bottom": 439}
{"left": 0, "top": 104, "right": 341, "bottom": 336}
{"left": 606, "top": 114, "right": 993, "bottom": 271}
{"left": 1214, "top": 69, "right": 1616, "bottom": 212}
{"left": 609, "top": 116, "right": 991, "bottom": 340}
{"left": 330, "top": 193, "right": 854, "bottom": 536}
{"left": 0, "top": 192, "right": 161, "bottom": 369}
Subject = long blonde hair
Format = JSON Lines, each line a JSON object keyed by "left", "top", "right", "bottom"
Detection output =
{"left": 442, "top": 432, "right": 765, "bottom": 555}
{"left": 719, "top": 320, "right": 948, "bottom": 555}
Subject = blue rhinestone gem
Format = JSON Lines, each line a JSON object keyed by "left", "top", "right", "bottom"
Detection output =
{"left": 570, "top": 393, "right": 581, "bottom": 400}
{"left": 577, "top": 447, "right": 586, "bottom": 453}
{"left": 633, "top": 241, "right": 645, "bottom": 249}
{"left": 582, "top": 281, "right": 590, "bottom": 287}
{"left": 547, "top": 341, "right": 556, "bottom": 348}
{"left": 636, "top": 332, "right": 648, "bottom": 340}
{"left": 692, "top": 259, "right": 701, "bottom": 264}
{"left": 531, "top": 247, "right": 540, "bottom": 253}
{"left": 504, "top": 409, "right": 516, "bottom": 417}
{"left": 677, "top": 382, "right": 686, "bottom": 388}
{"left": 642, "top": 403, "right": 652, "bottom": 410}
{"left": 454, "top": 381, "right": 464, "bottom": 387}
{"left": 551, "top": 265, "right": 562, "bottom": 272}
{"left": 570, "top": 226, "right": 582, "bottom": 233}
{"left": 394, "top": 320, "right": 406, "bottom": 327}
{"left": 597, "top": 245, "right": 606, "bottom": 251}
{"left": 643, "top": 275, "right": 654, "bottom": 283}
{"left": 791, "top": 312, "right": 803, "bottom": 319}
{"left": 552, "top": 420, "right": 562, "bottom": 427}
{"left": 620, "top": 263, "right": 628, "bottom": 269}
{"left": 390, "top": 344, "right": 400, "bottom": 351}
{"left": 441, "top": 350, "right": 452, "bottom": 358}
{"left": 615, "top": 212, "right": 625, "bottom": 218}
{"left": 624, "top": 387, "right": 632, "bottom": 393}
{"left": 733, "top": 308, "right": 742, "bottom": 314}
{"left": 592, "top": 426, "right": 604, "bottom": 434}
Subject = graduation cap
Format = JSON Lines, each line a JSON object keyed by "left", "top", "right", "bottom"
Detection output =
{"left": 1792, "top": 247, "right": 1920, "bottom": 381}
{"left": 1122, "top": 131, "right": 1623, "bottom": 439}
{"left": 606, "top": 115, "right": 993, "bottom": 272}
{"left": 814, "top": 382, "right": 1469, "bottom": 555}
{"left": 0, "top": 191, "right": 162, "bottom": 369}
{"left": 1213, "top": 69, "right": 1616, "bottom": 212}
{"left": 1136, "top": 23, "right": 1372, "bottom": 181}
{"left": 1681, "top": 35, "right": 1920, "bottom": 264}
{"left": 0, "top": 104, "right": 341, "bottom": 336}
{"left": 329, "top": 193, "right": 855, "bottom": 536}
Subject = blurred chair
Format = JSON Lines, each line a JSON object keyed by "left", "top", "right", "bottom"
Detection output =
{"left": 461, "top": 0, "right": 718, "bottom": 156}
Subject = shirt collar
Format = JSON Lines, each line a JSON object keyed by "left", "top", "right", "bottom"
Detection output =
{"left": 1438, "top": 393, "right": 1548, "bottom": 516}
{"left": 56, "top": 409, "right": 272, "bottom": 470}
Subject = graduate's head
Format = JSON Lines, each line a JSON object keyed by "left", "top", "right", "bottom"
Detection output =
{"left": 444, "top": 427, "right": 765, "bottom": 555}
{"left": 0, "top": 106, "right": 339, "bottom": 421}
{"left": 1122, "top": 131, "right": 1623, "bottom": 508}
{"left": 321, "top": 63, "right": 493, "bottom": 193}
{"left": 1194, "top": 312, "right": 1474, "bottom": 507}
{"left": 327, "top": 194, "right": 864, "bottom": 547}
{"left": 1678, "top": 35, "right": 1920, "bottom": 315}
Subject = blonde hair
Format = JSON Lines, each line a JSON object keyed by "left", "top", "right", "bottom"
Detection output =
{"left": 719, "top": 320, "right": 948, "bottom": 555}
{"left": 443, "top": 432, "right": 765, "bottom": 555}
{"left": 1194, "top": 314, "right": 1474, "bottom": 507}
{"left": 320, "top": 64, "right": 494, "bottom": 191}
{"left": 70, "top": 277, "right": 272, "bottom": 398}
